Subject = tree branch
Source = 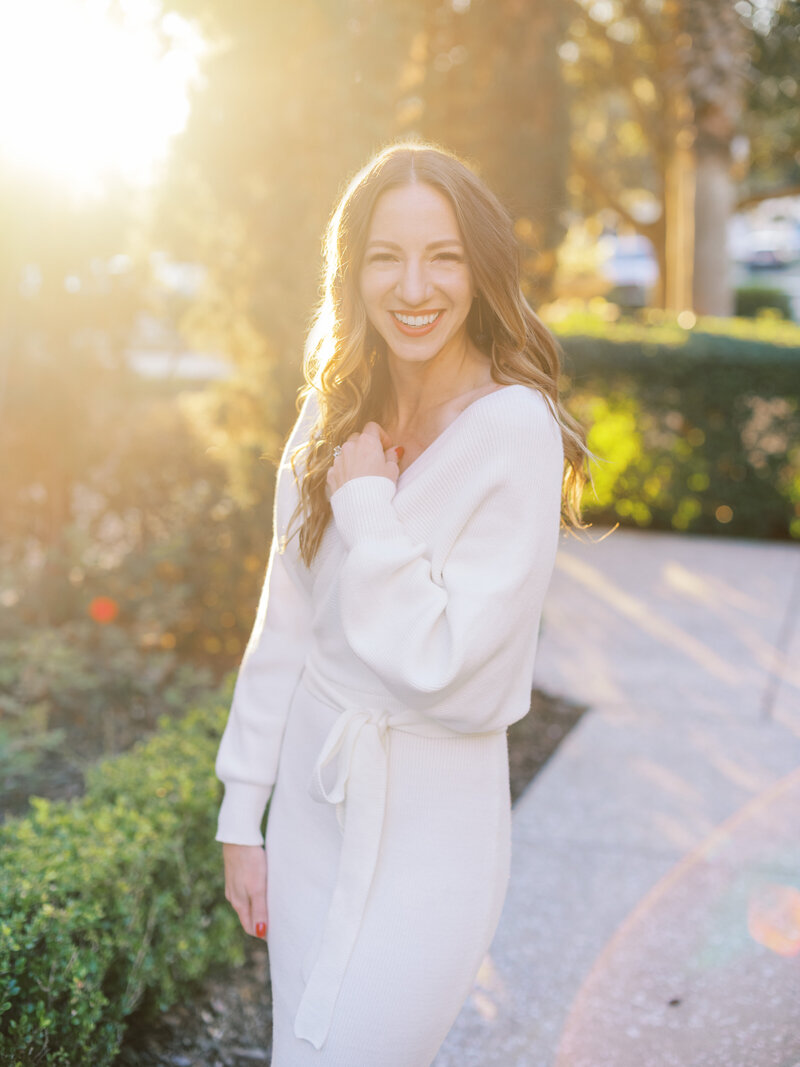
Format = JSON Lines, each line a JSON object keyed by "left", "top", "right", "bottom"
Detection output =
{"left": 572, "top": 153, "right": 660, "bottom": 240}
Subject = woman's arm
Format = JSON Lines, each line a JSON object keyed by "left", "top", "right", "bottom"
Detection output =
{"left": 215, "top": 539, "right": 313, "bottom": 845}
{"left": 329, "top": 392, "right": 563, "bottom": 727}
{"left": 214, "top": 395, "right": 316, "bottom": 847}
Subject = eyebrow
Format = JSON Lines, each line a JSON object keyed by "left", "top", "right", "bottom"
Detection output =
{"left": 365, "top": 238, "right": 464, "bottom": 250}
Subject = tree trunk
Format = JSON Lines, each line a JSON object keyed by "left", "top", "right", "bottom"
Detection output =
{"left": 693, "top": 149, "right": 735, "bottom": 315}
{"left": 663, "top": 135, "right": 695, "bottom": 313}
{"left": 416, "top": 0, "right": 570, "bottom": 305}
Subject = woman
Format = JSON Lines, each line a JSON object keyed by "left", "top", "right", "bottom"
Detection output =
{"left": 215, "top": 141, "right": 591, "bottom": 1065}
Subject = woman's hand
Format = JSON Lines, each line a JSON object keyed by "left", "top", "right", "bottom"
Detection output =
{"left": 327, "top": 421, "right": 402, "bottom": 498}
{"left": 222, "top": 842, "right": 268, "bottom": 940}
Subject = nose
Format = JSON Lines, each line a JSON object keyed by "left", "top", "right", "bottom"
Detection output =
{"left": 395, "top": 257, "right": 432, "bottom": 307}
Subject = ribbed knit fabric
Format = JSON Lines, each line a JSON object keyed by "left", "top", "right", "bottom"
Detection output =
{"left": 214, "top": 382, "right": 564, "bottom": 1063}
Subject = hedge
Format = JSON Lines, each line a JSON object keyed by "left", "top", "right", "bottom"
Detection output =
{"left": 553, "top": 317, "right": 800, "bottom": 540}
{"left": 0, "top": 682, "right": 244, "bottom": 1067}
{"left": 734, "top": 285, "right": 794, "bottom": 321}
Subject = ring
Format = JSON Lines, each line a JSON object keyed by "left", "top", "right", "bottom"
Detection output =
{"left": 333, "top": 445, "right": 342, "bottom": 458}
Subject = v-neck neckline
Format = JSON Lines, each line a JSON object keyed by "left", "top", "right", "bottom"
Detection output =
{"left": 395, "top": 383, "right": 527, "bottom": 488}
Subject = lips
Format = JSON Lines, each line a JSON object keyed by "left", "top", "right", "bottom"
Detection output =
{"left": 391, "top": 310, "right": 442, "bottom": 336}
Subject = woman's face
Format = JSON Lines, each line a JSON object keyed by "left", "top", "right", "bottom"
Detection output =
{"left": 358, "top": 181, "right": 476, "bottom": 368}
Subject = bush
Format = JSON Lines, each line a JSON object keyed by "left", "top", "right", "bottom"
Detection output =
{"left": 551, "top": 312, "right": 800, "bottom": 539}
{"left": 735, "top": 286, "right": 794, "bottom": 321}
{"left": 546, "top": 301, "right": 800, "bottom": 347}
{"left": 0, "top": 623, "right": 217, "bottom": 818}
{"left": 0, "top": 682, "right": 244, "bottom": 1067}
{"left": 0, "top": 391, "right": 278, "bottom": 812}
{"left": 2, "top": 393, "right": 274, "bottom": 667}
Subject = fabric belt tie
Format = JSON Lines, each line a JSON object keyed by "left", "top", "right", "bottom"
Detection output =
{"left": 293, "top": 702, "right": 392, "bottom": 1049}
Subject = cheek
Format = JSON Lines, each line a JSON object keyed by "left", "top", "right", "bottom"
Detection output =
{"left": 359, "top": 272, "right": 384, "bottom": 313}
{"left": 436, "top": 265, "right": 474, "bottom": 302}
{"left": 452, "top": 275, "right": 476, "bottom": 310}
{"left": 463, "top": 266, "right": 476, "bottom": 300}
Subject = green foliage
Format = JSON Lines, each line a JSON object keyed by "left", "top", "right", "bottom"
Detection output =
{"left": 0, "top": 621, "right": 217, "bottom": 816}
{"left": 734, "top": 285, "right": 794, "bottom": 321}
{"left": 0, "top": 388, "right": 280, "bottom": 811}
{"left": 0, "top": 685, "right": 244, "bottom": 1067}
{"left": 547, "top": 302, "right": 800, "bottom": 346}
{"left": 3, "top": 390, "right": 273, "bottom": 652}
{"left": 555, "top": 316, "right": 800, "bottom": 539}
{"left": 155, "top": 0, "right": 571, "bottom": 490}
{"left": 740, "top": 0, "right": 800, "bottom": 193}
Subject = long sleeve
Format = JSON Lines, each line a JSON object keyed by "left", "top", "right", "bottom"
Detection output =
{"left": 214, "top": 395, "right": 316, "bottom": 846}
{"left": 328, "top": 390, "right": 563, "bottom": 731}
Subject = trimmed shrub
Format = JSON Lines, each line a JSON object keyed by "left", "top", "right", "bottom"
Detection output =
{"left": 735, "top": 286, "right": 794, "bottom": 321}
{"left": 0, "top": 683, "right": 243, "bottom": 1067}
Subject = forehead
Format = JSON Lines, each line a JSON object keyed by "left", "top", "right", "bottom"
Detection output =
{"left": 366, "top": 182, "right": 462, "bottom": 243}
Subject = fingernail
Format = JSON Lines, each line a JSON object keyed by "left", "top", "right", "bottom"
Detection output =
{"left": 395, "top": 445, "right": 404, "bottom": 460}
{"left": 256, "top": 921, "right": 266, "bottom": 938}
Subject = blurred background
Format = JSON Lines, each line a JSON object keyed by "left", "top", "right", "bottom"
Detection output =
{"left": 1, "top": 3, "right": 800, "bottom": 1062}
{"left": 0, "top": 0, "right": 798, "bottom": 842}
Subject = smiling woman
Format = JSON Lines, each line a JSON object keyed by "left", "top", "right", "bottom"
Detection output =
{"left": 0, "top": 0, "right": 205, "bottom": 196}
{"left": 214, "top": 141, "right": 593, "bottom": 1066}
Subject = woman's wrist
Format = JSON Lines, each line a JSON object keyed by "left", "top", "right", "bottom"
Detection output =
{"left": 329, "top": 475, "right": 403, "bottom": 548}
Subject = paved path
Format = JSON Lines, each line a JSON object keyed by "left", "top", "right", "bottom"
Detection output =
{"left": 435, "top": 525, "right": 800, "bottom": 1067}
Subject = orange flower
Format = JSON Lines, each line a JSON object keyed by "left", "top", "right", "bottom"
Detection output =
{"left": 88, "top": 596, "right": 119, "bottom": 624}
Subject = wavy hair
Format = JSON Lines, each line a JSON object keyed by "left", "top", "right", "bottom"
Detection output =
{"left": 284, "top": 140, "right": 594, "bottom": 569}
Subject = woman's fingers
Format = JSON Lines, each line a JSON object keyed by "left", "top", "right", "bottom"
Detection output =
{"left": 362, "top": 421, "right": 394, "bottom": 451}
{"left": 342, "top": 423, "right": 394, "bottom": 451}
{"left": 243, "top": 858, "right": 268, "bottom": 939}
{"left": 328, "top": 421, "right": 400, "bottom": 493}
{"left": 250, "top": 852, "right": 269, "bottom": 940}
{"left": 252, "top": 898, "right": 269, "bottom": 941}
{"left": 222, "top": 842, "right": 268, "bottom": 939}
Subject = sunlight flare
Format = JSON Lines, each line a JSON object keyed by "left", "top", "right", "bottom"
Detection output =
{"left": 0, "top": 0, "right": 205, "bottom": 196}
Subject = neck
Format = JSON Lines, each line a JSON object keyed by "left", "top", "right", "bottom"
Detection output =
{"left": 381, "top": 336, "right": 491, "bottom": 427}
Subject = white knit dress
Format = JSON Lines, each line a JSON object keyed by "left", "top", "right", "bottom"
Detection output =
{"left": 215, "top": 383, "right": 564, "bottom": 1066}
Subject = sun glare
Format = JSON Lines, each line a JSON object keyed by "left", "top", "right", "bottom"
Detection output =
{"left": 0, "top": 0, "right": 206, "bottom": 197}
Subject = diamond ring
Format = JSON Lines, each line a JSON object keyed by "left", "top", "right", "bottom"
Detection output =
{"left": 333, "top": 445, "right": 342, "bottom": 458}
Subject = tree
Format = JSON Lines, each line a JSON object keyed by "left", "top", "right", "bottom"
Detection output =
{"left": 0, "top": 166, "right": 145, "bottom": 620}
{"left": 157, "top": 0, "right": 571, "bottom": 499}
{"left": 682, "top": 0, "right": 754, "bottom": 316}
{"left": 736, "top": 0, "right": 800, "bottom": 206}
{"left": 562, "top": 0, "right": 754, "bottom": 314}
{"left": 393, "top": 0, "right": 571, "bottom": 302}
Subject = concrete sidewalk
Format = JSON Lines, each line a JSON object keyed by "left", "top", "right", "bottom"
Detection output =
{"left": 435, "top": 525, "right": 800, "bottom": 1067}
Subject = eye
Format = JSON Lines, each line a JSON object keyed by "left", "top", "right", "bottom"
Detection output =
{"left": 367, "top": 252, "right": 396, "bottom": 263}
{"left": 434, "top": 252, "right": 463, "bottom": 262}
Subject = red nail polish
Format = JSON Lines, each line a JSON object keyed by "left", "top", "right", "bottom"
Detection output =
{"left": 256, "top": 921, "right": 266, "bottom": 938}
{"left": 395, "top": 445, "right": 404, "bottom": 460}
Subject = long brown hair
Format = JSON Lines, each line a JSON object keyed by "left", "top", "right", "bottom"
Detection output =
{"left": 286, "top": 139, "right": 593, "bottom": 569}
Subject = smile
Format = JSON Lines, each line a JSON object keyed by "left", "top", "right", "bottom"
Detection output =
{"left": 391, "top": 310, "right": 442, "bottom": 332}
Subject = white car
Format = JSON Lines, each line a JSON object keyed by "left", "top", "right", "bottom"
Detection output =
{"left": 737, "top": 228, "right": 798, "bottom": 269}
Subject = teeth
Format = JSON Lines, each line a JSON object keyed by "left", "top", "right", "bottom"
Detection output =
{"left": 393, "top": 311, "right": 440, "bottom": 327}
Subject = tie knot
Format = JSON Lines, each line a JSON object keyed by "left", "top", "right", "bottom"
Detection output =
{"left": 366, "top": 707, "right": 390, "bottom": 738}
{"left": 309, "top": 705, "right": 393, "bottom": 816}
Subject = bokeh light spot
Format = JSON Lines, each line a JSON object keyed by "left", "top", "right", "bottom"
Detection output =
{"left": 715, "top": 504, "right": 734, "bottom": 523}
{"left": 748, "top": 883, "right": 800, "bottom": 957}
{"left": 88, "top": 596, "right": 119, "bottom": 624}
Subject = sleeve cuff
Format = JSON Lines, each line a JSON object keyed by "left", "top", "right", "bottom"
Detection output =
{"left": 215, "top": 781, "right": 272, "bottom": 846}
{"left": 329, "top": 475, "right": 402, "bottom": 549}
